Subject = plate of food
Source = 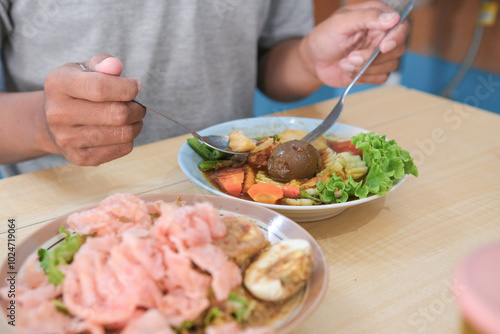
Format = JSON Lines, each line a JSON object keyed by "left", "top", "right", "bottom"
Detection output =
{"left": 178, "top": 117, "right": 418, "bottom": 223}
{"left": 0, "top": 193, "right": 327, "bottom": 334}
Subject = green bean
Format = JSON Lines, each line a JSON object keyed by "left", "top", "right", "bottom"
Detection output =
{"left": 187, "top": 137, "right": 214, "bottom": 160}
{"left": 211, "top": 149, "right": 232, "bottom": 160}
{"left": 198, "top": 160, "right": 219, "bottom": 171}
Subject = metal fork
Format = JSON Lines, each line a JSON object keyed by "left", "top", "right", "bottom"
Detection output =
{"left": 301, "top": 0, "right": 414, "bottom": 143}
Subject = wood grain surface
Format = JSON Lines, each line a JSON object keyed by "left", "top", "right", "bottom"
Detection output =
{"left": 1, "top": 85, "right": 499, "bottom": 334}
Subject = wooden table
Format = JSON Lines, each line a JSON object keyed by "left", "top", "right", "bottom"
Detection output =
{"left": 1, "top": 85, "right": 499, "bottom": 334}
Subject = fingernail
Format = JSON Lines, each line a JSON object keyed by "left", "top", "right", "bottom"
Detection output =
{"left": 340, "top": 60, "right": 355, "bottom": 73}
{"left": 349, "top": 54, "right": 364, "bottom": 66}
{"left": 379, "top": 12, "right": 398, "bottom": 22}
{"left": 135, "top": 79, "right": 142, "bottom": 93}
{"left": 383, "top": 40, "right": 397, "bottom": 52}
{"left": 95, "top": 57, "right": 115, "bottom": 71}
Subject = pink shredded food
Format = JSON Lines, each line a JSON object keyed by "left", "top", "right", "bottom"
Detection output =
{"left": 2, "top": 193, "right": 275, "bottom": 334}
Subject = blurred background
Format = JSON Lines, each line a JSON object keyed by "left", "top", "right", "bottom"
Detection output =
{"left": 255, "top": 0, "right": 500, "bottom": 116}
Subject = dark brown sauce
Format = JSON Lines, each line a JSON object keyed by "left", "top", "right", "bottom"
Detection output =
{"left": 203, "top": 138, "right": 361, "bottom": 204}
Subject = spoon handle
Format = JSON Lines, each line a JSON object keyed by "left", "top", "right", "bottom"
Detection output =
{"left": 133, "top": 98, "right": 204, "bottom": 142}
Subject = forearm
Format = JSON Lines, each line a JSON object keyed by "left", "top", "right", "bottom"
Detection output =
{"left": 257, "top": 38, "right": 322, "bottom": 102}
{"left": 0, "top": 91, "right": 56, "bottom": 164}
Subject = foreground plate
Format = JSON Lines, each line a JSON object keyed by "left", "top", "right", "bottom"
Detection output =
{"left": 0, "top": 193, "right": 328, "bottom": 333}
{"left": 178, "top": 117, "right": 407, "bottom": 222}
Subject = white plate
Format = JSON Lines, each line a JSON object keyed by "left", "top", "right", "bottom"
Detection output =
{"left": 178, "top": 117, "right": 407, "bottom": 222}
{"left": 0, "top": 193, "right": 328, "bottom": 333}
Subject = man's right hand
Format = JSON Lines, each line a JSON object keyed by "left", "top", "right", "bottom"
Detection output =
{"left": 43, "top": 54, "right": 145, "bottom": 166}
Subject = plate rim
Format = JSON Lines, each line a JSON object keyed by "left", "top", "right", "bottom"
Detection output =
{"left": 0, "top": 193, "right": 328, "bottom": 333}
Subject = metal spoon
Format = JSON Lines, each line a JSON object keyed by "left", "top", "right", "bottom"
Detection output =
{"left": 77, "top": 63, "right": 244, "bottom": 155}
{"left": 132, "top": 99, "right": 249, "bottom": 155}
{"left": 301, "top": 0, "right": 414, "bottom": 143}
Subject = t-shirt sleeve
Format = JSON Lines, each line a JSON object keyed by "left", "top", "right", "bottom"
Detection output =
{"left": 258, "top": 0, "right": 314, "bottom": 49}
{"left": 0, "top": 0, "right": 12, "bottom": 43}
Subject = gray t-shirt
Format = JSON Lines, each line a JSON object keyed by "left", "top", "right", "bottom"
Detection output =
{"left": 0, "top": 0, "right": 313, "bottom": 177}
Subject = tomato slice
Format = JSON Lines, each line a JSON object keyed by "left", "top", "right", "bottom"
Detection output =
{"left": 330, "top": 140, "right": 362, "bottom": 156}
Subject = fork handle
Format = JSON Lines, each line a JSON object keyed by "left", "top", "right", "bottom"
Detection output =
{"left": 301, "top": 0, "right": 414, "bottom": 144}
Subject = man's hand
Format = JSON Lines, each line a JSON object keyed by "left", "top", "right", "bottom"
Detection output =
{"left": 43, "top": 54, "right": 145, "bottom": 166}
{"left": 300, "top": 1, "right": 410, "bottom": 87}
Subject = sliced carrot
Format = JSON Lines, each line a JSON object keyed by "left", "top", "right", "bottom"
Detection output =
{"left": 215, "top": 168, "right": 245, "bottom": 196}
{"left": 280, "top": 185, "right": 301, "bottom": 198}
{"left": 247, "top": 183, "right": 283, "bottom": 204}
{"left": 242, "top": 166, "right": 256, "bottom": 193}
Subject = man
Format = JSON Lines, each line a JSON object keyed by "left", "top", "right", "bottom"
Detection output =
{"left": 0, "top": 0, "right": 408, "bottom": 177}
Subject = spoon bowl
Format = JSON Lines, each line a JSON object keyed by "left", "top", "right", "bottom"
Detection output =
{"left": 133, "top": 99, "right": 248, "bottom": 155}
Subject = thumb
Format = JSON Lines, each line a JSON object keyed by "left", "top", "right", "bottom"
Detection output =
{"left": 86, "top": 54, "right": 123, "bottom": 76}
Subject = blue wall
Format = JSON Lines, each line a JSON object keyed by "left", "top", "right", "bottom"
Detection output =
{"left": 400, "top": 52, "right": 500, "bottom": 114}
{"left": 253, "top": 82, "right": 376, "bottom": 117}
{"left": 254, "top": 51, "right": 500, "bottom": 116}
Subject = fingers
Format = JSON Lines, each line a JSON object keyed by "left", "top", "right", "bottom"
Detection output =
{"left": 308, "top": 0, "right": 410, "bottom": 89}
{"left": 43, "top": 53, "right": 146, "bottom": 166}
{"left": 67, "top": 142, "right": 137, "bottom": 167}
{"left": 338, "top": 0, "right": 393, "bottom": 12}
{"left": 340, "top": 54, "right": 401, "bottom": 85}
{"left": 86, "top": 54, "right": 124, "bottom": 76}
{"left": 46, "top": 100, "right": 146, "bottom": 127}
{"left": 380, "top": 19, "right": 410, "bottom": 54}
{"left": 79, "top": 143, "right": 135, "bottom": 166}
{"left": 45, "top": 63, "right": 141, "bottom": 102}
{"left": 337, "top": 11, "right": 409, "bottom": 82}
{"left": 331, "top": 3, "right": 400, "bottom": 35}
{"left": 356, "top": 71, "right": 392, "bottom": 86}
{"left": 54, "top": 122, "right": 143, "bottom": 151}
{"left": 49, "top": 121, "right": 143, "bottom": 166}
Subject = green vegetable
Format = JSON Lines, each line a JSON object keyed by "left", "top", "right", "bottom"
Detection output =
{"left": 301, "top": 175, "right": 367, "bottom": 204}
{"left": 204, "top": 307, "right": 224, "bottom": 327}
{"left": 211, "top": 148, "right": 232, "bottom": 160}
{"left": 352, "top": 132, "right": 418, "bottom": 195}
{"left": 187, "top": 137, "right": 233, "bottom": 170}
{"left": 187, "top": 137, "right": 214, "bottom": 160}
{"left": 228, "top": 291, "right": 255, "bottom": 323}
{"left": 38, "top": 225, "right": 87, "bottom": 285}
{"left": 174, "top": 321, "right": 195, "bottom": 333}
{"left": 198, "top": 160, "right": 228, "bottom": 171}
{"left": 53, "top": 299, "right": 70, "bottom": 316}
{"left": 301, "top": 132, "right": 418, "bottom": 204}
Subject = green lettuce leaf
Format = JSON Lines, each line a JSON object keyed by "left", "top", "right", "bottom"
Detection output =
{"left": 352, "top": 132, "right": 418, "bottom": 196}
{"left": 300, "top": 132, "right": 418, "bottom": 203}
{"left": 38, "top": 225, "right": 87, "bottom": 285}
